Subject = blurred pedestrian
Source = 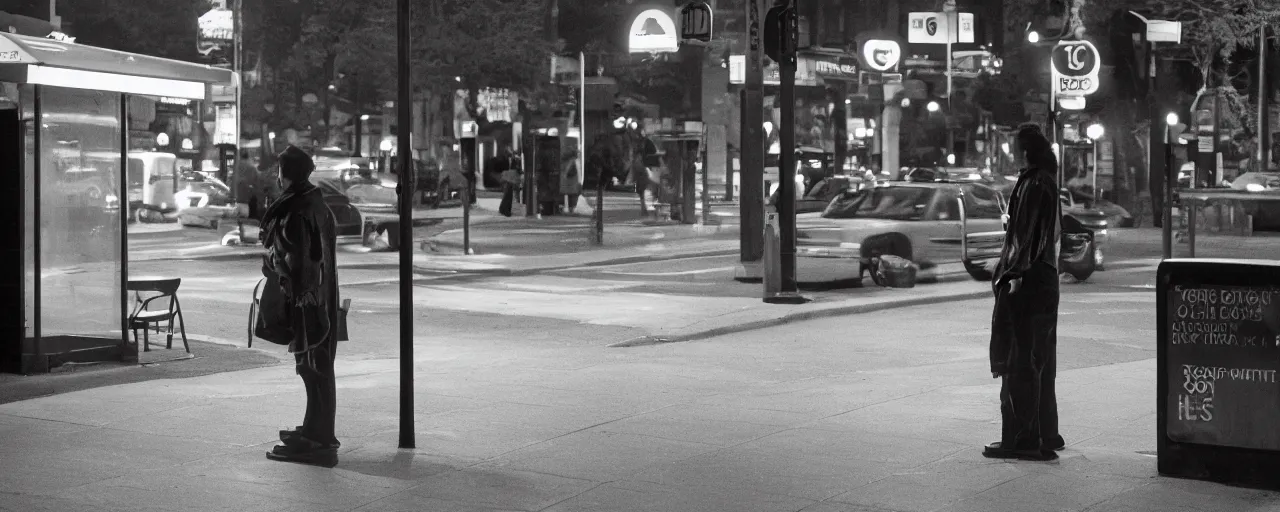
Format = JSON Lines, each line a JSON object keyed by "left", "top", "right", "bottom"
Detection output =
{"left": 261, "top": 145, "right": 342, "bottom": 467}
{"left": 562, "top": 149, "right": 582, "bottom": 214}
{"left": 985, "top": 124, "right": 1064, "bottom": 462}
{"left": 496, "top": 145, "right": 522, "bottom": 217}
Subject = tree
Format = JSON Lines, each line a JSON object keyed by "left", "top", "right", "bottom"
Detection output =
{"left": 58, "top": 0, "right": 207, "bottom": 61}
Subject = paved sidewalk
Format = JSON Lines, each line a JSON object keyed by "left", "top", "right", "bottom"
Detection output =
{"left": 2, "top": 291, "right": 1275, "bottom": 511}
{"left": 1104, "top": 227, "right": 1280, "bottom": 261}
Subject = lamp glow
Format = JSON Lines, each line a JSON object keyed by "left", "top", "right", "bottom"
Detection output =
{"left": 181, "top": 138, "right": 194, "bottom": 150}
{"left": 156, "top": 133, "right": 170, "bottom": 146}
{"left": 1166, "top": 113, "right": 1179, "bottom": 126}
{"left": 900, "top": 98, "right": 911, "bottom": 108}
{"left": 1001, "top": 142, "right": 1010, "bottom": 154}
{"left": 379, "top": 139, "right": 393, "bottom": 152}
{"left": 926, "top": 101, "right": 940, "bottom": 112}
{"left": 946, "top": 154, "right": 956, "bottom": 165}
{"left": 1086, "top": 124, "right": 1105, "bottom": 140}
{"left": 1027, "top": 31, "right": 1040, "bottom": 43}
{"left": 360, "top": 114, "right": 370, "bottom": 121}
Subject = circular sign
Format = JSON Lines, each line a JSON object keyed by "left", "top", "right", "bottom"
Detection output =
{"left": 628, "top": 9, "right": 679, "bottom": 53}
{"left": 1051, "top": 40, "right": 1100, "bottom": 78}
{"left": 863, "top": 39, "right": 901, "bottom": 72}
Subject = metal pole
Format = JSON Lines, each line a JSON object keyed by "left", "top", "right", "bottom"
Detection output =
{"left": 1163, "top": 130, "right": 1173, "bottom": 260}
{"left": 395, "top": 0, "right": 414, "bottom": 450}
{"left": 233, "top": 0, "right": 244, "bottom": 241}
{"left": 738, "top": 0, "right": 765, "bottom": 280}
{"left": 1259, "top": 25, "right": 1270, "bottom": 171}
{"left": 354, "top": 78, "right": 363, "bottom": 157}
{"left": 1092, "top": 139, "right": 1099, "bottom": 202}
{"left": 463, "top": 147, "right": 471, "bottom": 254}
{"left": 32, "top": 85, "right": 41, "bottom": 371}
{"left": 775, "top": 1, "right": 801, "bottom": 299}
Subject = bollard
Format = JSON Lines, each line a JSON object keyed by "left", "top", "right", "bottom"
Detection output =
{"left": 762, "top": 211, "right": 781, "bottom": 299}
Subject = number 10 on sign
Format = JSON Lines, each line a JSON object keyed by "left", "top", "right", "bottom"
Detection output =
{"left": 681, "top": 1, "right": 713, "bottom": 42}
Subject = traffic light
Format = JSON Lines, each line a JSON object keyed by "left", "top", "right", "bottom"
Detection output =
{"left": 763, "top": 1, "right": 796, "bottom": 64}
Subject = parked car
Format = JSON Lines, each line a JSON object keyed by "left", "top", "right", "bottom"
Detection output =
{"left": 768, "top": 176, "right": 857, "bottom": 214}
{"left": 315, "top": 180, "right": 364, "bottom": 237}
{"left": 795, "top": 180, "right": 1098, "bottom": 285}
{"left": 764, "top": 147, "right": 836, "bottom": 198}
{"left": 173, "top": 175, "right": 233, "bottom": 211}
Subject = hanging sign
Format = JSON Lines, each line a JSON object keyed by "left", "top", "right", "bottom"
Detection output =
{"left": 907, "top": 12, "right": 975, "bottom": 44}
{"left": 679, "top": 2, "right": 713, "bottom": 43}
{"left": 628, "top": 9, "right": 680, "bottom": 53}
{"left": 862, "top": 39, "right": 901, "bottom": 72}
{"left": 1051, "top": 40, "right": 1100, "bottom": 96}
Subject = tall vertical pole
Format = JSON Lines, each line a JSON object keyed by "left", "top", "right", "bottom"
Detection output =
{"left": 1259, "top": 25, "right": 1270, "bottom": 172}
{"left": 944, "top": 2, "right": 955, "bottom": 160}
{"left": 737, "top": 0, "right": 766, "bottom": 280}
{"left": 775, "top": 1, "right": 801, "bottom": 300}
{"left": 232, "top": 0, "right": 244, "bottom": 240}
{"left": 1146, "top": 38, "right": 1164, "bottom": 228}
{"left": 1163, "top": 128, "right": 1173, "bottom": 259}
{"left": 395, "top": 0, "right": 415, "bottom": 450}
{"left": 354, "top": 79, "right": 363, "bottom": 157}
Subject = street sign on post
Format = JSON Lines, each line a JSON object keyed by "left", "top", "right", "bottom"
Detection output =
{"left": 680, "top": 1, "right": 713, "bottom": 43}
{"left": 1051, "top": 40, "right": 1101, "bottom": 97}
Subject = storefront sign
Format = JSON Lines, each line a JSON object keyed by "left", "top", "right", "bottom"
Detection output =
{"left": 812, "top": 58, "right": 858, "bottom": 80}
{"left": 729, "top": 55, "right": 820, "bottom": 86}
{"left": 862, "top": 40, "right": 901, "bottom": 72}
{"left": 908, "top": 12, "right": 975, "bottom": 44}
{"left": 628, "top": 9, "right": 679, "bottom": 53}
{"left": 0, "top": 35, "right": 34, "bottom": 63}
{"left": 1051, "top": 40, "right": 1100, "bottom": 96}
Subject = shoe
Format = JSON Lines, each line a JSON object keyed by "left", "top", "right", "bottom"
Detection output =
{"left": 1043, "top": 436, "right": 1066, "bottom": 452}
{"left": 266, "top": 441, "right": 338, "bottom": 468}
{"left": 279, "top": 428, "right": 340, "bottom": 448}
{"left": 982, "top": 441, "right": 1059, "bottom": 461}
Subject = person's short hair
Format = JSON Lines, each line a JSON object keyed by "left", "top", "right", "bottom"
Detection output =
{"left": 278, "top": 145, "right": 315, "bottom": 183}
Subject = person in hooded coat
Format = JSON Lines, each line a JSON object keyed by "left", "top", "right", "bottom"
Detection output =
{"left": 261, "top": 146, "right": 342, "bottom": 467}
{"left": 984, "top": 124, "right": 1064, "bottom": 461}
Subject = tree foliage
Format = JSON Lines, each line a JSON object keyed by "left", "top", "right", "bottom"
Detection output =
{"left": 58, "top": 0, "right": 207, "bottom": 61}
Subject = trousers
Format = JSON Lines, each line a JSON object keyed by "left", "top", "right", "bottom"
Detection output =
{"left": 997, "top": 262, "right": 1062, "bottom": 450}
{"left": 296, "top": 338, "right": 338, "bottom": 446}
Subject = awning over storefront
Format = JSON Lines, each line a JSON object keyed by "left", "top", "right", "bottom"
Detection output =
{"left": 0, "top": 33, "right": 233, "bottom": 100}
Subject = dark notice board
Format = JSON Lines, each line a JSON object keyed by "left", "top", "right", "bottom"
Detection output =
{"left": 1159, "top": 259, "right": 1280, "bottom": 488}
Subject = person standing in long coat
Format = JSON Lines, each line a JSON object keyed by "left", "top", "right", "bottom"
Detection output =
{"left": 984, "top": 124, "right": 1064, "bottom": 461}
{"left": 261, "top": 146, "right": 342, "bottom": 467}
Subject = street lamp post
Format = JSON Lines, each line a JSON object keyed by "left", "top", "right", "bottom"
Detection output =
{"left": 395, "top": 0, "right": 414, "bottom": 450}
{"left": 1163, "top": 113, "right": 1179, "bottom": 260}
{"left": 1086, "top": 123, "right": 1104, "bottom": 202}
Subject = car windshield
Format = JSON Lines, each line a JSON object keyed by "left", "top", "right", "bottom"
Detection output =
{"left": 821, "top": 187, "right": 934, "bottom": 221}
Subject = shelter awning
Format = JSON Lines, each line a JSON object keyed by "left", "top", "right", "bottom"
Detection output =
{"left": 0, "top": 33, "right": 234, "bottom": 100}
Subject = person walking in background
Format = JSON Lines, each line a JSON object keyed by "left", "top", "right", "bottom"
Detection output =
{"left": 562, "top": 149, "right": 582, "bottom": 214}
{"left": 497, "top": 145, "right": 522, "bottom": 217}
{"left": 985, "top": 124, "right": 1064, "bottom": 462}
{"left": 261, "top": 146, "right": 342, "bottom": 467}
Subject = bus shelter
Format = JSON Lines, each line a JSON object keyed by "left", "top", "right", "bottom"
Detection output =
{"left": 0, "top": 33, "right": 233, "bottom": 373}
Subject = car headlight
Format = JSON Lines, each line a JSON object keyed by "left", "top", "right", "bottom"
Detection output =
{"left": 1246, "top": 183, "right": 1266, "bottom": 192}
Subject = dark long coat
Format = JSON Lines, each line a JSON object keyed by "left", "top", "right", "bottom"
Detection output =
{"left": 989, "top": 165, "right": 1061, "bottom": 375}
{"left": 261, "top": 182, "right": 340, "bottom": 355}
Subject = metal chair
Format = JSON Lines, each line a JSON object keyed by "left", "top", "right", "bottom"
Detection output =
{"left": 127, "top": 278, "right": 188, "bottom": 353}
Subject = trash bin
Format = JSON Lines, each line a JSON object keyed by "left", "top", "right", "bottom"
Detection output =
{"left": 873, "top": 254, "right": 918, "bottom": 288}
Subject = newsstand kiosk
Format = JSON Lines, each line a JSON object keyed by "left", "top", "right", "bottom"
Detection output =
{"left": 1158, "top": 258, "right": 1280, "bottom": 488}
{"left": 0, "top": 33, "right": 233, "bottom": 373}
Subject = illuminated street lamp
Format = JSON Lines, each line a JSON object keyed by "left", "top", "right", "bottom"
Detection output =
{"left": 926, "top": 101, "right": 941, "bottom": 113}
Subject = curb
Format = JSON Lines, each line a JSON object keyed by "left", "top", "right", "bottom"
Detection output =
{"left": 608, "top": 288, "right": 992, "bottom": 348}
{"left": 409, "top": 248, "right": 740, "bottom": 279}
